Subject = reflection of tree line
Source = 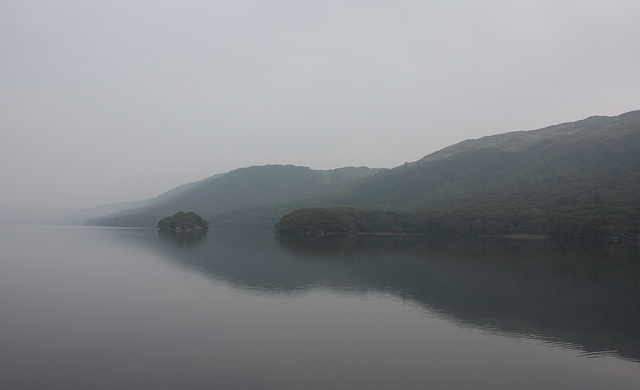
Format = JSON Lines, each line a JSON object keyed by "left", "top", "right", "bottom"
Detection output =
{"left": 149, "top": 231, "right": 640, "bottom": 363}
{"left": 276, "top": 233, "right": 592, "bottom": 259}
{"left": 157, "top": 230, "right": 208, "bottom": 246}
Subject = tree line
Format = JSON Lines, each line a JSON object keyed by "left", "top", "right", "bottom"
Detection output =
{"left": 275, "top": 205, "right": 640, "bottom": 240}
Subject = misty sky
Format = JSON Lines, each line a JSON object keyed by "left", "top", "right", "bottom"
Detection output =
{"left": 2, "top": 0, "right": 639, "bottom": 209}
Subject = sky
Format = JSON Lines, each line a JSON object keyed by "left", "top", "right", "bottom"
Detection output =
{"left": 2, "top": 0, "right": 640, "bottom": 209}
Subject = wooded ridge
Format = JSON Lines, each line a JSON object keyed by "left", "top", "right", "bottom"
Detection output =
{"left": 86, "top": 110, "right": 640, "bottom": 239}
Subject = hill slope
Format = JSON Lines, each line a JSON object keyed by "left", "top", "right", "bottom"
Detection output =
{"left": 88, "top": 110, "right": 640, "bottom": 237}
{"left": 418, "top": 111, "right": 640, "bottom": 163}
{"left": 288, "top": 110, "right": 640, "bottom": 237}
{"left": 86, "top": 165, "right": 380, "bottom": 228}
{"left": 343, "top": 110, "right": 640, "bottom": 212}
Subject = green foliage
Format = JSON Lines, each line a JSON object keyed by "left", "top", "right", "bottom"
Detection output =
{"left": 276, "top": 207, "right": 439, "bottom": 235}
{"left": 277, "top": 204, "right": 640, "bottom": 239}
{"left": 542, "top": 205, "right": 639, "bottom": 239}
{"left": 276, "top": 208, "right": 358, "bottom": 234}
{"left": 92, "top": 110, "right": 640, "bottom": 239}
{"left": 157, "top": 211, "right": 209, "bottom": 232}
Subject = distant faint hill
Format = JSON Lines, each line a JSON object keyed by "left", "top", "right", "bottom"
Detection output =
{"left": 87, "top": 110, "right": 640, "bottom": 238}
{"left": 86, "top": 166, "right": 380, "bottom": 228}
{"left": 50, "top": 173, "right": 221, "bottom": 226}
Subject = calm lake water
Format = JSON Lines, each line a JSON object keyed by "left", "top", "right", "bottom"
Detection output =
{"left": 1, "top": 225, "right": 640, "bottom": 389}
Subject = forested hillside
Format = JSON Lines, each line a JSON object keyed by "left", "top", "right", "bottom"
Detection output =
{"left": 86, "top": 165, "right": 379, "bottom": 228}
{"left": 88, "top": 110, "right": 640, "bottom": 238}
{"left": 326, "top": 110, "right": 640, "bottom": 238}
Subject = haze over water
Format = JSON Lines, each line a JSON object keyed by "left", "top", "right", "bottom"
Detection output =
{"left": 1, "top": 225, "right": 639, "bottom": 389}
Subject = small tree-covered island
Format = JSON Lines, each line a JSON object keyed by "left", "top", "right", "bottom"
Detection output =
{"left": 157, "top": 211, "right": 209, "bottom": 232}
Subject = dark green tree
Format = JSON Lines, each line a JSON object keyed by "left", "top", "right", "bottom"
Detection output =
{"left": 158, "top": 211, "right": 209, "bottom": 232}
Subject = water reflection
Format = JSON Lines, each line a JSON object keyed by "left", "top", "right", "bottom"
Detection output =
{"left": 157, "top": 230, "right": 208, "bottom": 246}
{"left": 137, "top": 230, "right": 640, "bottom": 363}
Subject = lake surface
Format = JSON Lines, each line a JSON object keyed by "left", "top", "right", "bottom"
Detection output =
{"left": 1, "top": 225, "right": 640, "bottom": 389}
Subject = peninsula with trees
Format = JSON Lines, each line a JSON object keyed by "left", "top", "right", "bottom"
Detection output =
{"left": 157, "top": 211, "right": 209, "bottom": 232}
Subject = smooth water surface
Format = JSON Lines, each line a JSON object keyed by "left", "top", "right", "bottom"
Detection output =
{"left": 1, "top": 226, "right": 639, "bottom": 389}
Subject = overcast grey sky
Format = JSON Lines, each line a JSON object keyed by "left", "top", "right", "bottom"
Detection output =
{"left": 2, "top": 0, "right": 639, "bottom": 209}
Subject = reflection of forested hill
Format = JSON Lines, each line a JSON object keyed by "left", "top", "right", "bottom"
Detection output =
{"left": 132, "top": 230, "right": 640, "bottom": 363}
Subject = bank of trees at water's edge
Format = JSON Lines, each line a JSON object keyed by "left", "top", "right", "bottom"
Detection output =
{"left": 275, "top": 206, "right": 640, "bottom": 240}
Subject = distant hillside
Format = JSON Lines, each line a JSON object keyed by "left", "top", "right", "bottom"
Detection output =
{"left": 86, "top": 165, "right": 380, "bottom": 228}
{"left": 88, "top": 110, "right": 640, "bottom": 238}
{"left": 417, "top": 111, "right": 640, "bottom": 163}
{"left": 322, "top": 110, "right": 640, "bottom": 238}
{"left": 343, "top": 110, "right": 640, "bottom": 210}
{"left": 83, "top": 174, "right": 224, "bottom": 226}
